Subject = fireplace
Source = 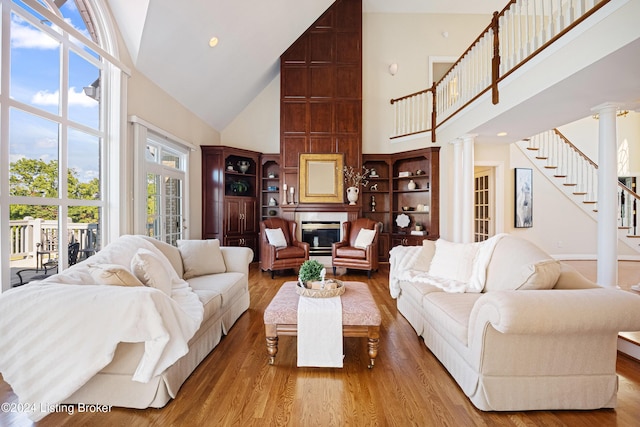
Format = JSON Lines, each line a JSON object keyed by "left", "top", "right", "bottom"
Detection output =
{"left": 301, "top": 221, "right": 341, "bottom": 256}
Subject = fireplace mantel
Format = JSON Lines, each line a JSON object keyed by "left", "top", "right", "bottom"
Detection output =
{"left": 280, "top": 204, "right": 361, "bottom": 222}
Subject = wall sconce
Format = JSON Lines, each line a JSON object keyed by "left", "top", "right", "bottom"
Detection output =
{"left": 389, "top": 63, "right": 398, "bottom": 76}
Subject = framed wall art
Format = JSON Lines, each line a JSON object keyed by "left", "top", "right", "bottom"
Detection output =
{"left": 514, "top": 168, "right": 532, "bottom": 228}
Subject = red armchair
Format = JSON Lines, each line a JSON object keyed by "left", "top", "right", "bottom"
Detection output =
{"left": 332, "top": 218, "right": 381, "bottom": 278}
{"left": 260, "top": 218, "right": 309, "bottom": 278}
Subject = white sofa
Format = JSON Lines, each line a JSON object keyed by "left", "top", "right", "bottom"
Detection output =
{"left": 389, "top": 234, "right": 640, "bottom": 411}
{"left": 0, "top": 235, "right": 252, "bottom": 419}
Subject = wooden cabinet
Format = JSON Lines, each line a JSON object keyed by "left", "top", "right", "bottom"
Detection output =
{"left": 391, "top": 147, "right": 440, "bottom": 245}
{"left": 362, "top": 154, "right": 392, "bottom": 261}
{"left": 260, "top": 154, "right": 282, "bottom": 220}
{"left": 201, "top": 146, "right": 260, "bottom": 260}
{"left": 362, "top": 148, "right": 440, "bottom": 253}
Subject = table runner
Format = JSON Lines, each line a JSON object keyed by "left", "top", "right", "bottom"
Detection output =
{"left": 297, "top": 295, "right": 343, "bottom": 367}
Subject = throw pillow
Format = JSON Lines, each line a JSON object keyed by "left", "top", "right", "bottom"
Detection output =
{"left": 177, "top": 239, "right": 227, "bottom": 279}
{"left": 484, "top": 236, "right": 559, "bottom": 291}
{"left": 428, "top": 239, "right": 478, "bottom": 283}
{"left": 88, "top": 263, "right": 145, "bottom": 287}
{"left": 354, "top": 229, "right": 376, "bottom": 249}
{"left": 412, "top": 239, "right": 436, "bottom": 272}
{"left": 517, "top": 259, "right": 562, "bottom": 290}
{"left": 131, "top": 248, "right": 174, "bottom": 296}
{"left": 265, "top": 228, "right": 288, "bottom": 248}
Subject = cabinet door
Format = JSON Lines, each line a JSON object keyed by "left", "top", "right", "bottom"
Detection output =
{"left": 224, "top": 199, "right": 242, "bottom": 235}
{"left": 242, "top": 199, "right": 258, "bottom": 234}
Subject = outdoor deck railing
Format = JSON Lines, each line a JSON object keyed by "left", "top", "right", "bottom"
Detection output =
{"left": 390, "top": 0, "right": 610, "bottom": 140}
{"left": 9, "top": 218, "right": 99, "bottom": 262}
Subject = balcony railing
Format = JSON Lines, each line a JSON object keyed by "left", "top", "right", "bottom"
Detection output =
{"left": 9, "top": 218, "right": 99, "bottom": 267}
{"left": 390, "top": 0, "right": 610, "bottom": 140}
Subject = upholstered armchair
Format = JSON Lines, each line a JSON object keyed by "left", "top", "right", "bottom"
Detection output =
{"left": 260, "top": 218, "right": 310, "bottom": 278}
{"left": 332, "top": 218, "right": 381, "bottom": 278}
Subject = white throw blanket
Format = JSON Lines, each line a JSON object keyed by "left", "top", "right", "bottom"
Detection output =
{"left": 297, "top": 296, "right": 343, "bottom": 368}
{"left": 0, "top": 235, "right": 203, "bottom": 421}
{"left": 389, "top": 245, "right": 422, "bottom": 298}
{"left": 392, "top": 234, "right": 506, "bottom": 295}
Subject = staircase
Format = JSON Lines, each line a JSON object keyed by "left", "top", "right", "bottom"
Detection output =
{"left": 518, "top": 129, "right": 640, "bottom": 254}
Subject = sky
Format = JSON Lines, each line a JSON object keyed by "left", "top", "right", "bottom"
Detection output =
{"left": 9, "top": 0, "right": 101, "bottom": 185}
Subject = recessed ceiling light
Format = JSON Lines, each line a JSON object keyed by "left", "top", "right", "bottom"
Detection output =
{"left": 209, "top": 37, "right": 219, "bottom": 48}
{"left": 497, "top": 131, "right": 507, "bottom": 137}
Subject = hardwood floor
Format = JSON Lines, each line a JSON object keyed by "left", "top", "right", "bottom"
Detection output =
{"left": 2, "top": 264, "right": 640, "bottom": 426}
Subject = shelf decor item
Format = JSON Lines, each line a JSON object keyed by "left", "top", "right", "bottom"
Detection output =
{"left": 237, "top": 160, "right": 250, "bottom": 173}
{"left": 347, "top": 186, "right": 359, "bottom": 205}
{"left": 343, "top": 165, "right": 370, "bottom": 205}
{"left": 408, "top": 179, "right": 416, "bottom": 190}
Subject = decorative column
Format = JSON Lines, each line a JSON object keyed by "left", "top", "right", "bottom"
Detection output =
{"left": 450, "top": 139, "right": 463, "bottom": 242}
{"left": 461, "top": 134, "right": 476, "bottom": 243}
{"left": 593, "top": 103, "right": 619, "bottom": 287}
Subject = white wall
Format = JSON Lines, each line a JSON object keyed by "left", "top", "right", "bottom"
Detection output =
{"left": 114, "top": 16, "right": 220, "bottom": 239}
{"left": 127, "top": 71, "right": 220, "bottom": 239}
{"left": 559, "top": 112, "right": 640, "bottom": 177}
{"left": 362, "top": 13, "right": 489, "bottom": 154}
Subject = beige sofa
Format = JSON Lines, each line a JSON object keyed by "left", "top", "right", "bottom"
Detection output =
{"left": 0, "top": 235, "right": 252, "bottom": 418}
{"left": 389, "top": 235, "right": 640, "bottom": 411}
{"left": 61, "top": 235, "right": 252, "bottom": 409}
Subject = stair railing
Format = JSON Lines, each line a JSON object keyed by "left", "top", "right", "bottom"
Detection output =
{"left": 390, "top": 0, "right": 611, "bottom": 140}
{"left": 523, "top": 129, "right": 639, "bottom": 237}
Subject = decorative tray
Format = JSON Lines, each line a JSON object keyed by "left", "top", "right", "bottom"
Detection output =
{"left": 296, "top": 279, "right": 345, "bottom": 298}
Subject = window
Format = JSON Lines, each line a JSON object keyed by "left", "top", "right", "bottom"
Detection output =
{"left": 131, "top": 117, "right": 192, "bottom": 246}
{"left": 3, "top": 0, "right": 126, "bottom": 290}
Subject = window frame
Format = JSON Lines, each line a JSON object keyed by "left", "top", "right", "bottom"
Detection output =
{"left": 130, "top": 116, "right": 193, "bottom": 244}
{"left": 1, "top": 0, "right": 129, "bottom": 291}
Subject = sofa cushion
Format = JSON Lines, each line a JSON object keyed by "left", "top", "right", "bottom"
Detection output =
{"left": 399, "top": 279, "right": 443, "bottom": 303}
{"left": 423, "top": 292, "right": 482, "bottom": 346}
{"left": 178, "top": 239, "right": 227, "bottom": 279}
{"left": 130, "top": 248, "right": 174, "bottom": 296}
{"left": 429, "top": 239, "right": 479, "bottom": 282}
{"left": 484, "top": 236, "right": 560, "bottom": 292}
{"left": 187, "top": 272, "right": 246, "bottom": 319}
{"left": 88, "top": 264, "right": 145, "bottom": 287}
{"left": 276, "top": 246, "right": 306, "bottom": 260}
{"left": 336, "top": 246, "right": 366, "bottom": 259}
{"left": 411, "top": 239, "right": 436, "bottom": 272}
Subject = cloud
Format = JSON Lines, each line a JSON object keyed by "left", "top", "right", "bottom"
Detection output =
{"left": 11, "top": 15, "right": 59, "bottom": 50}
{"left": 31, "top": 87, "right": 98, "bottom": 107}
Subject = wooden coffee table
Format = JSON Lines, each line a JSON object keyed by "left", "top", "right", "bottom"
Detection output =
{"left": 264, "top": 281, "right": 381, "bottom": 368}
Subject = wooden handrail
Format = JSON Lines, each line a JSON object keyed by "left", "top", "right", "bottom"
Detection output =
{"left": 498, "top": 0, "right": 612, "bottom": 84}
{"left": 619, "top": 181, "right": 640, "bottom": 202}
{"left": 553, "top": 129, "right": 598, "bottom": 169}
{"left": 390, "top": 88, "right": 431, "bottom": 105}
{"left": 389, "top": 0, "right": 613, "bottom": 140}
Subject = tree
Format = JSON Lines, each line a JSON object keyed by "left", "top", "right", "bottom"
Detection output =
{"left": 9, "top": 158, "right": 99, "bottom": 223}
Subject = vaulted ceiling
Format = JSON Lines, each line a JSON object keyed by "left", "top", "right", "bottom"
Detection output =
{"left": 105, "top": 0, "right": 506, "bottom": 131}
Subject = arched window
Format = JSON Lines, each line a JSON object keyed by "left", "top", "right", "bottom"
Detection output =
{"left": 3, "top": 0, "right": 127, "bottom": 290}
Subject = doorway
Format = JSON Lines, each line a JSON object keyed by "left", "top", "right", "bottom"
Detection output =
{"left": 474, "top": 166, "right": 496, "bottom": 242}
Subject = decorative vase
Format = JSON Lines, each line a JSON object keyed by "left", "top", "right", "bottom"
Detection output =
{"left": 408, "top": 179, "right": 416, "bottom": 190}
{"left": 237, "top": 160, "right": 250, "bottom": 174}
{"left": 347, "top": 186, "right": 359, "bottom": 205}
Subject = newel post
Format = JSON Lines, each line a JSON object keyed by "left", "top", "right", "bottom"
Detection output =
{"left": 430, "top": 82, "right": 437, "bottom": 143}
{"left": 491, "top": 11, "right": 500, "bottom": 105}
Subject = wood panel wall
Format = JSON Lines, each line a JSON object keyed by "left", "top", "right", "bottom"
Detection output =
{"left": 280, "top": 0, "right": 362, "bottom": 202}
